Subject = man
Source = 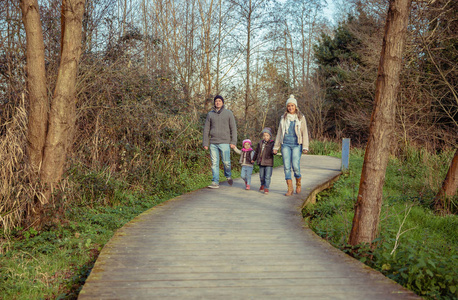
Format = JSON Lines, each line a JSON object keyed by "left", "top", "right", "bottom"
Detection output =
{"left": 203, "top": 95, "right": 237, "bottom": 188}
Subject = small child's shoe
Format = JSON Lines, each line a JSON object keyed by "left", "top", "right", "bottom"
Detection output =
{"left": 246, "top": 185, "right": 250, "bottom": 190}
{"left": 259, "top": 185, "right": 264, "bottom": 191}
{"left": 264, "top": 188, "right": 269, "bottom": 194}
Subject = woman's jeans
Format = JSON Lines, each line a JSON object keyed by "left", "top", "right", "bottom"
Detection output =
{"left": 281, "top": 144, "right": 302, "bottom": 180}
{"left": 209, "top": 143, "right": 231, "bottom": 183}
{"left": 241, "top": 165, "right": 254, "bottom": 185}
{"left": 259, "top": 166, "right": 273, "bottom": 188}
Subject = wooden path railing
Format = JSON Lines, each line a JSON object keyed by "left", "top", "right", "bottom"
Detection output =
{"left": 79, "top": 155, "right": 420, "bottom": 299}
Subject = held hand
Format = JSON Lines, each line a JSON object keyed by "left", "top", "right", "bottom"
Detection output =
{"left": 204, "top": 146, "right": 208, "bottom": 150}
{"left": 302, "top": 149, "right": 308, "bottom": 154}
{"left": 273, "top": 149, "right": 278, "bottom": 155}
{"left": 230, "top": 144, "right": 236, "bottom": 149}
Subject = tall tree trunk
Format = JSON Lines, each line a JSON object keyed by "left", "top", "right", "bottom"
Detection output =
{"left": 349, "top": 0, "right": 412, "bottom": 246}
{"left": 301, "top": 13, "right": 306, "bottom": 92}
{"left": 283, "top": 27, "right": 290, "bottom": 88}
{"left": 305, "top": 11, "right": 316, "bottom": 90}
{"left": 142, "top": 0, "right": 149, "bottom": 69}
{"left": 40, "top": 0, "right": 86, "bottom": 188}
{"left": 215, "top": 0, "right": 222, "bottom": 96}
{"left": 284, "top": 21, "right": 295, "bottom": 89}
{"left": 198, "top": 0, "right": 214, "bottom": 111}
{"left": 434, "top": 149, "right": 458, "bottom": 213}
{"left": 245, "top": 0, "right": 252, "bottom": 132}
{"left": 20, "top": 0, "right": 49, "bottom": 171}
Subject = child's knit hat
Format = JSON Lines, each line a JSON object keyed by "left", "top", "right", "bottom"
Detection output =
{"left": 242, "top": 139, "right": 252, "bottom": 146}
{"left": 261, "top": 127, "right": 273, "bottom": 138}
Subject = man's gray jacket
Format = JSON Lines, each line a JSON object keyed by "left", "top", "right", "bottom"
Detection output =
{"left": 202, "top": 106, "right": 237, "bottom": 147}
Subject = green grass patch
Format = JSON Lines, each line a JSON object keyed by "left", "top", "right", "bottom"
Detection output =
{"left": 309, "top": 139, "right": 342, "bottom": 157}
{"left": 0, "top": 146, "right": 280, "bottom": 299}
{"left": 0, "top": 162, "right": 212, "bottom": 299}
{"left": 303, "top": 146, "right": 458, "bottom": 299}
{"left": 0, "top": 191, "right": 168, "bottom": 299}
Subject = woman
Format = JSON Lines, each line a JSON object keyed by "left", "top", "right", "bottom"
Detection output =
{"left": 273, "top": 95, "right": 309, "bottom": 196}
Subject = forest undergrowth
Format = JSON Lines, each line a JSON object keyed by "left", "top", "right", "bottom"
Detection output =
{"left": 0, "top": 104, "right": 283, "bottom": 299}
{"left": 1, "top": 132, "right": 456, "bottom": 299}
{"left": 0, "top": 104, "right": 213, "bottom": 298}
{"left": 305, "top": 143, "right": 457, "bottom": 299}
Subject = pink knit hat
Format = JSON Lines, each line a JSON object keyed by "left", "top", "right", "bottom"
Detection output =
{"left": 242, "top": 139, "right": 252, "bottom": 146}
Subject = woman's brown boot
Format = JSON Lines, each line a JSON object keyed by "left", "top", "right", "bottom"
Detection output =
{"left": 296, "top": 177, "right": 301, "bottom": 194}
{"left": 285, "top": 179, "right": 294, "bottom": 196}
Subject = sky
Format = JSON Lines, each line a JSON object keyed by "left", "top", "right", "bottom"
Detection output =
{"left": 322, "top": 0, "right": 339, "bottom": 25}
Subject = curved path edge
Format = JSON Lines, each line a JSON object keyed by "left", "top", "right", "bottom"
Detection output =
{"left": 79, "top": 155, "right": 420, "bottom": 299}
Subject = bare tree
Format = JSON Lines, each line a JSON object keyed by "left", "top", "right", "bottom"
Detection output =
{"left": 284, "top": 0, "right": 323, "bottom": 91}
{"left": 197, "top": 0, "right": 216, "bottom": 110}
{"left": 21, "top": 0, "right": 48, "bottom": 170}
{"left": 349, "top": 0, "right": 412, "bottom": 246}
{"left": 1, "top": 1, "right": 25, "bottom": 113}
{"left": 229, "top": 0, "right": 271, "bottom": 133}
{"left": 214, "top": 0, "right": 223, "bottom": 95}
{"left": 304, "top": 73, "right": 330, "bottom": 139}
{"left": 303, "top": 7, "right": 319, "bottom": 90}
{"left": 21, "top": 0, "right": 86, "bottom": 200}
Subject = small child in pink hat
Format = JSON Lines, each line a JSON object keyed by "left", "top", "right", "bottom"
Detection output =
{"left": 233, "top": 139, "right": 255, "bottom": 190}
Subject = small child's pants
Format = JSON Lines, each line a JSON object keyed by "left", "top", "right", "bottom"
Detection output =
{"left": 259, "top": 166, "right": 273, "bottom": 189}
{"left": 241, "top": 165, "right": 254, "bottom": 185}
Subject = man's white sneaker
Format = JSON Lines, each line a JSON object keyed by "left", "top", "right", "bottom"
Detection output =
{"left": 208, "top": 182, "right": 220, "bottom": 189}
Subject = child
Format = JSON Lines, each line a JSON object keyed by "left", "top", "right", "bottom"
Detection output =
{"left": 233, "top": 139, "right": 255, "bottom": 190}
{"left": 253, "top": 128, "right": 275, "bottom": 194}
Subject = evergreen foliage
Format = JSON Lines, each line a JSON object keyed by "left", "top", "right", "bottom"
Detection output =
{"left": 313, "top": 15, "right": 378, "bottom": 143}
{"left": 312, "top": 3, "right": 457, "bottom": 148}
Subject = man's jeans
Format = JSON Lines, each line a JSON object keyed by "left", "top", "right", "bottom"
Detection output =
{"left": 259, "top": 166, "right": 273, "bottom": 188}
{"left": 281, "top": 144, "right": 302, "bottom": 180}
{"left": 209, "top": 143, "right": 231, "bottom": 183}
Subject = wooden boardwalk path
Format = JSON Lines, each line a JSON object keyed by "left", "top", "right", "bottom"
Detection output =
{"left": 79, "top": 155, "right": 420, "bottom": 299}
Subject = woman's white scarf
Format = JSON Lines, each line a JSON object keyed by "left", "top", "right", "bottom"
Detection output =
{"left": 282, "top": 113, "right": 299, "bottom": 135}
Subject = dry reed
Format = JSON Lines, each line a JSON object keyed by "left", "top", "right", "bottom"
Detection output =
{"left": 1, "top": 98, "right": 32, "bottom": 236}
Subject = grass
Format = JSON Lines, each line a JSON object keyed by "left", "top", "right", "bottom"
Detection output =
{"left": 1, "top": 139, "right": 456, "bottom": 299}
{"left": 0, "top": 145, "right": 213, "bottom": 299}
{"left": 303, "top": 145, "right": 458, "bottom": 299}
{"left": 0, "top": 145, "right": 282, "bottom": 299}
{"left": 1, "top": 190, "right": 175, "bottom": 299}
{"left": 0, "top": 177, "right": 215, "bottom": 299}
